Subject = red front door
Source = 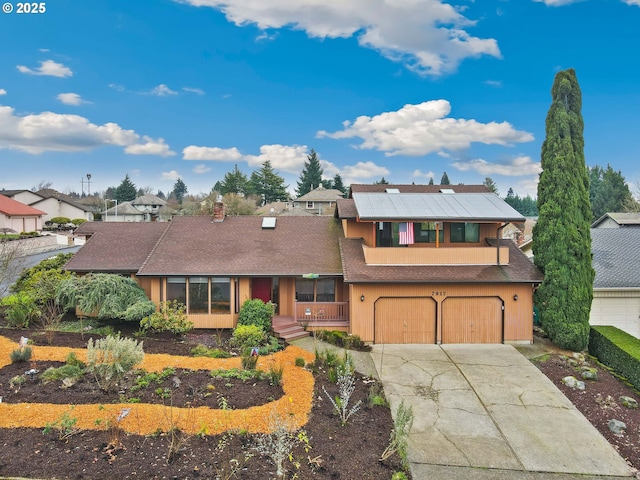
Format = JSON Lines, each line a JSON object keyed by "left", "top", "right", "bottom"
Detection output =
{"left": 252, "top": 278, "right": 272, "bottom": 304}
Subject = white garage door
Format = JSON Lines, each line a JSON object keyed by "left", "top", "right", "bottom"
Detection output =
{"left": 590, "top": 294, "right": 640, "bottom": 339}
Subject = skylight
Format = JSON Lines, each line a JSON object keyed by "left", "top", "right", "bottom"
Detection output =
{"left": 262, "top": 217, "right": 276, "bottom": 229}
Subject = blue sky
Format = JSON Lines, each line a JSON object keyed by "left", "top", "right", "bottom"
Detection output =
{"left": 1, "top": 0, "right": 639, "bottom": 199}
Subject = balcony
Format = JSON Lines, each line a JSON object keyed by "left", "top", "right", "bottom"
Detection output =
{"left": 362, "top": 245, "right": 509, "bottom": 266}
{"left": 293, "top": 301, "right": 349, "bottom": 326}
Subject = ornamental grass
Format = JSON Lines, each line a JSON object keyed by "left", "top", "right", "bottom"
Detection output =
{"left": 0, "top": 335, "right": 314, "bottom": 435}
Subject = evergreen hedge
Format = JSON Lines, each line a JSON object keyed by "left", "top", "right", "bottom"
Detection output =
{"left": 588, "top": 326, "right": 640, "bottom": 391}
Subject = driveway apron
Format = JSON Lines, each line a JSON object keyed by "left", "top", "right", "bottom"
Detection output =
{"left": 370, "top": 344, "right": 634, "bottom": 478}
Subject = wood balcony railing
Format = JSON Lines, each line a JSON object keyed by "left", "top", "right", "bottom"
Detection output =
{"left": 362, "top": 245, "right": 509, "bottom": 266}
{"left": 293, "top": 302, "right": 349, "bottom": 324}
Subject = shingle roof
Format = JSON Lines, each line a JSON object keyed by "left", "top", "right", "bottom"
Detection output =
{"left": 104, "top": 201, "right": 142, "bottom": 215}
{"left": 339, "top": 237, "right": 543, "bottom": 284}
{"left": 591, "top": 228, "right": 640, "bottom": 289}
{"left": 349, "top": 184, "right": 490, "bottom": 196}
{"left": 335, "top": 199, "right": 358, "bottom": 219}
{"left": 132, "top": 194, "right": 167, "bottom": 206}
{"left": 352, "top": 192, "right": 524, "bottom": 222}
{"left": 295, "top": 186, "right": 344, "bottom": 202}
{"left": 592, "top": 212, "right": 640, "bottom": 228}
{"left": 65, "top": 222, "right": 169, "bottom": 273}
{"left": 0, "top": 194, "right": 46, "bottom": 216}
{"left": 137, "top": 216, "right": 343, "bottom": 276}
{"left": 35, "top": 189, "right": 93, "bottom": 212}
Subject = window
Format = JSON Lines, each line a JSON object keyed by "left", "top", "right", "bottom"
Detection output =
{"left": 210, "top": 278, "right": 231, "bottom": 314}
{"left": 306, "top": 201, "right": 314, "bottom": 209}
{"left": 414, "top": 222, "right": 444, "bottom": 243}
{"left": 167, "top": 277, "right": 186, "bottom": 304}
{"left": 295, "top": 278, "right": 335, "bottom": 302}
{"left": 450, "top": 223, "right": 480, "bottom": 243}
{"left": 189, "top": 277, "right": 209, "bottom": 314}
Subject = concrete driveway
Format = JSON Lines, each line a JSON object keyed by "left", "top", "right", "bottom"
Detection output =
{"left": 370, "top": 344, "right": 635, "bottom": 479}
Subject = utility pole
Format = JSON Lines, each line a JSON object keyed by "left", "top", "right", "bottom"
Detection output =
{"left": 86, "top": 173, "right": 92, "bottom": 196}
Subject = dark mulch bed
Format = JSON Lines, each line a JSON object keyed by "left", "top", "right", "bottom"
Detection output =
{"left": 0, "top": 326, "right": 407, "bottom": 479}
{"left": 535, "top": 352, "right": 640, "bottom": 472}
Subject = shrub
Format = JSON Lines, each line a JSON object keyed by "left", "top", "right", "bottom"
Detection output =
{"left": 86, "top": 335, "right": 145, "bottom": 391}
{"left": 241, "top": 349, "right": 259, "bottom": 370}
{"left": 231, "top": 324, "right": 266, "bottom": 350}
{"left": 1, "top": 293, "right": 40, "bottom": 328}
{"left": 322, "top": 362, "right": 362, "bottom": 426}
{"left": 190, "top": 344, "right": 231, "bottom": 358}
{"left": 71, "top": 218, "right": 87, "bottom": 226}
{"left": 380, "top": 401, "right": 414, "bottom": 471}
{"left": 238, "top": 299, "right": 275, "bottom": 332}
{"left": 140, "top": 300, "right": 194, "bottom": 335}
{"left": 589, "top": 326, "right": 640, "bottom": 391}
{"left": 49, "top": 217, "right": 72, "bottom": 226}
{"left": 41, "top": 364, "right": 85, "bottom": 384}
{"left": 294, "top": 357, "right": 306, "bottom": 367}
{"left": 11, "top": 253, "right": 73, "bottom": 293}
{"left": 10, "top": 346, "right": 32, "bottom": 363}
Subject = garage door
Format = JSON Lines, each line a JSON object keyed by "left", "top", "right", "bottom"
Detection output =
{"left": 590, "top": 295, "right": 640, "bottom": 338}
{"left": 374, "top": 297, "right": 436, "bottom": 344}
{"left": 442, "top": 297, "right": 503, "bottom": 344}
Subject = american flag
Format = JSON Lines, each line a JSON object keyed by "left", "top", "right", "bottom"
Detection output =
{"left": 398, "top": 222, "right": 414, "bottom": 245}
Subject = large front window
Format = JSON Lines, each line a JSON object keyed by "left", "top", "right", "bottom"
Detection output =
{"left": 414, "top": 222, "right": 444, "bottom": 243}
{"left": 450, "top": 222, "right": 480, "bottom": 243}
{"left": 296, "top": 278, "right": 335, "bottom": 302}
{"left": 167, "top": 277, "right": 231, "bottom": 314}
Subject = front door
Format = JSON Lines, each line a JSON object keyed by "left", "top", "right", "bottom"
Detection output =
{"left": 252, "top": 278, "right": 272, "bottom": 304}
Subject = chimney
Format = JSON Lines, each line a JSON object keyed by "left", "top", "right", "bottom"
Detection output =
{"left": 212, "top": 195, "right": 225, "bottom": 222}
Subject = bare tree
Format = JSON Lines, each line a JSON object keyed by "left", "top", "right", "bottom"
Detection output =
{"left": 0, "top": 241, "right": 27, "bottom": 297}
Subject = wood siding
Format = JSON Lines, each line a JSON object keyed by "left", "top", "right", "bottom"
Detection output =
{"left": 350, "top": 283, "right": 534, "bottom": 344}
{"left": 343, "top": 220, "right": 376, "bottom": 245}
{"left": 363, "top": 245, "right": 509, "bottom": 265}
{"left": 375, "top": 297, "right": 436, "bottom": 343}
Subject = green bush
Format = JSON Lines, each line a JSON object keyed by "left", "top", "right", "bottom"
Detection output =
{"left": 71, "top": 218, "right": 87, "bottom": 226}
{"left": 11, "top": 253, "right": 73, "bottom": 293}
{"left": 315, "top": 330, "right": 370, "bottom": 351}
{"left": 49, "top": 216, "right": 71, "bottom": 225}
{"left": 1, "top": 293, "right": 40, "bottom": 328}
{"left": 190, "top": 344, "right": 232, "bottom": 358}
{"left": 231, "top": 324, "right": 266, "bottom": 350}
{"left": 86, "top": 335, "right": 145, "bottom": 391}
{"left": 589, "top": 326, "right": 640, "bottom": 391}
{"left": 41, "top": 364, "right": 85, "bottom": 383}
{"left": 238, "top": 299, "right": 275, "bottom": 332}
{"left": 140, "top": 300, "right": 193, "bottom": 334}
{"left": 10, "top": 346, "right": 32, "bottom": 363}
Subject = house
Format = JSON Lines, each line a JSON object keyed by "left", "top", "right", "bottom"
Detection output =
{"left": 589, "top": 228, "right": 640, "bottom": 338}
{"left": 0, "top": 188, "right": 94, "bottom": 222}
{"left": 0, "top": 193, "right": 46, "bottom": 232}
{"left": 293, "top": 185, "right": 344, "bottom": 216}
{"left": 103, "top": 194, "right": 174, "bottom": 222}
{"left": 65, "top": 185, "right": 542, "bottom": 344}
{"left": 592, "top": 212, "right": 640, "bottom": 228}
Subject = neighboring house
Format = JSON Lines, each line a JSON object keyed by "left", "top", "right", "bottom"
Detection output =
{"left": 103, "top": 194, "right": 174, "bottom": 222}
{"left": 590, "top": 228, "right": 640, "bottom": 338}
{"left": 0, "top": 188, "right": 94, "bottom": 222}
{"left": 66, "top": 185, "right": 543, "bottom": 344}
{"left": 592, "top": 212, "right": 640, "bottom": 228}
{"left": 293, "top": 185, "right": 344, "bottom": 216}
{"left": 0, "top": 193, "right": 45, "bottom": 232}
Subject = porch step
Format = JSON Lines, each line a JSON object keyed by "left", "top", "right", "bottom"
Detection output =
{"left": 274, "top": 323, "right": 310, "bottom": 342}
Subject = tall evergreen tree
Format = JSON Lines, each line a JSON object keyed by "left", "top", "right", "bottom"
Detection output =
{"left": 295, "top": 149, "right": 324, "bottom": 197}
{"left": 332, "top": 173, "right": 347, "bottom": 196}
{"left": 483, "top": 177, "right": 499, "bottom": 194}
{"left": 374, "top": 177, "right": 389, "bottom": 185}
{"left": 589, "top": 164, "right": 634, "bottom": 221}
{"left": 114, "top": 174, "right": 137, "bottom": 202}
{"left": 533, "top": 68, "right": 594, "bottom": 351}
{"left": 219, "top": 164, "right": 249, "bottom": 196}
{"left": 428, "top": 177, "right": 435, "bottom": 185}
{"left": 247, "top": 161, "right": 289, "bottom": 205}
{"left": 171, "top": 178, "right": 188, "bottom": 205}
{"left": 440, "top": 172, "right": 451, "bottom": 185}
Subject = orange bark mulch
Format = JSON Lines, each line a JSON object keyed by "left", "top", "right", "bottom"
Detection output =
{"left": 0, "top": 335, "right": 315, "bottom": 436}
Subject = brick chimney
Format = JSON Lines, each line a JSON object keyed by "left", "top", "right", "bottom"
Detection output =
{"left": 212, "top": 196, "right": 225, "bottom": 222}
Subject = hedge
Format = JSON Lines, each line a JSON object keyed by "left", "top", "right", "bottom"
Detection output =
{"left": 588, "top": 326, "right": 640, "bottom": 391}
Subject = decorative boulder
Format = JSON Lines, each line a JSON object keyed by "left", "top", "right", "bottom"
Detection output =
{"left": 620, "top": 396, "right": 638, "bottom": 409}
{"left": 562, "top": 376, "right": 586, "bottom": 390}
{"left": 580, "top": 367, "right": 598, "bottom": 381}
{"left": 608, "top": 419, "right": 627, "bottom": 435}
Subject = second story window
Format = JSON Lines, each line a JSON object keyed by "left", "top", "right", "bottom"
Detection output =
{"left": 414, "top": 222, "right": 444, "bottom": 243}
{"left": 450, "top": 222, "right": 480, "bottom": 243}
{"left": 306, "top": 201, "right": 314, "bottom": 209}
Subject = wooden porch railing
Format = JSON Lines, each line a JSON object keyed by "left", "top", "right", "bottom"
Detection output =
{"left": 293, "top": 302, "right": 349, "bottom": 324}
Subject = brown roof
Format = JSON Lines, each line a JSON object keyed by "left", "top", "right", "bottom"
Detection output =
{"left": 137, "top": 215, "right": 344, "bottom": 276}
{"left": 0, "top": 194, "right": 46, "bottom": 216}
{"left": 335, "top": 199, "right": 358, "bottom": 219}
{"left": 348, "top": 184, "right": 490, "bottom": 196}
{"left": 339, "top": 238, "right": 543, "bottom": 284}
{"left": 65, "top": 222, "right": 169, "bottom": 273}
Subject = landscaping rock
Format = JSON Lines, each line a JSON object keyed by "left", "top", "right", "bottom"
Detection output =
{"left": 562, "top": 376, "right": 586, "bottom": 390}
{"left": 581, "top": 367, "right": 598, "bottom": 381}
{"left": 608, "top": 419, "right": 627, "bottom": 435}
{"left": 620, "top": 396, "right": 638, "bottom": 409}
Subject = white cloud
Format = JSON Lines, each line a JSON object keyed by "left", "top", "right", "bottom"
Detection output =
{"left": 162, "top": 170, "right": 181, "bottom": 181}
{"left": 318, "top": 100, "right": 534, "bottom": 156}
{"left": 451, "top": 156, "right": 541, "bottom": 176}
{"left": 0, "top": 89, "right": 6, "bottom": 95}
{"left": 484, "top": 80, "right": 503, "bottom": 87}
{"left": 623, "top": 0, "right": 640, "bottom": 5}
{"left": 182, "top": 87, "right": 205, "bottom": 95}
{"left": 183, "top": 144, "right": 309, "bottom": 173}
{"left": 193, "top": 164, "right": 212, "bottom": 174}
{"left": 17, "top": 59, "right": 73, "bottom": 78}
{"left": 176, "top": 0, "right": 500, "bottom": 76}
{"left": 532, "top": 0, "right": 583, "bottom": 5}
{"left": 56, "top": 93, "right": 90, "bottom": 106}
{"left": 340, "top": 161, "right": 390, "bottom": 183}
{"left": 125, "top": 136, "right": 176, "bottom": 157}
{"left": 109, "top": 83, "right": 126, "bottom": 92}
{"left": 150, "top": 84, "right": 178, "bottom": 96}
{"left": 412, "top": 169, "right": 436, "bottom": 180}
{"left": 0, "top": 104, "right": 173, "bottom": 156}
